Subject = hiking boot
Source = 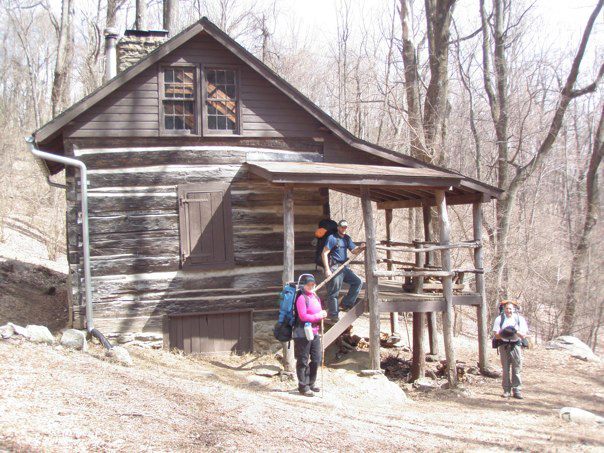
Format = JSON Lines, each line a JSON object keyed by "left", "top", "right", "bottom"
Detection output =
{"left": 501, "top": 391, "right": 511, "bottom": 398}
{"left": 512, "top": 390, "right": 524, "bottom": 400}
{"left": 326, "top": 314, "right": 340, "bottom": 324}
{"left": 298, "top": 388, "right": 314, "bottom": 397}
{"left": 310, "top": 385, "right": 320, "bottom": 392}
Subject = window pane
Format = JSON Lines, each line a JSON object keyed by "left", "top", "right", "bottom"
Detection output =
{"left": 184, "top": 102, "right": 193, "bottom": 115}
{"left": 185, "top": 114, "right": 195, "bottom": 129}
{"left": 208, "top": 116, "right": 217, "bottom": 129}
{"left": 165, "top": 116, "right": 174, "bottom": 129}
{"left": 226, "top": 71, "right": 235, "bottom": 84}
{"left": 183, "top": 70, "right": 194, "bottom": 84}
{"left": 217, "top": 116, "right": 226, "bottom": 130}
{"left": 174, "top": 116, "right": 184, "bottom": 129}
{"left": 165, "top": 69, "right": 174, "bottom": 83}
{"left": 207, "top": 103, "right": 217, "bottom": 115}
{"left": 207, "top": 70, "right": 216, "bottom": 84}
{"left": 226, "top": 85, "right": 235, "bottom": 98}
{"left": 217, "top": 71, "right": 225, "bottom": 83}
{"left": 174, "top": 69, "right": 183, "bottom": 83}
{"left": 227, "top": 117, "right": 235, "bottom": 130}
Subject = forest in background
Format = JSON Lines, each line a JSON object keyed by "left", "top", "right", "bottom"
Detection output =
{"left": 0, "top": 0, "right": 601, "bottom": 349}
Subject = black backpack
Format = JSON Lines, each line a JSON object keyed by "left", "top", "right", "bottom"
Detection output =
{"left": 313, "top": 219, "right": 338, "bottom": 267}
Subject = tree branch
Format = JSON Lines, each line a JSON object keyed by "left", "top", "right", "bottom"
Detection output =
{"left": 570, "top": 63, "right": 604, "bottom": 98}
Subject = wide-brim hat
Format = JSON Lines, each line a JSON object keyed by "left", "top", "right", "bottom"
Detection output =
{"left": 500, "top": 325, "right": 517, "bottom": 339}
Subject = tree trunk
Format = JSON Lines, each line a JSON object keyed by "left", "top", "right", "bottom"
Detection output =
{"left": 423, "top": 0, "right": 456, "bottom": 164}
{"left": 562, "top": 104, "right": 603, "bottom": 334}
{"left": 51, "top": 0, "right": 74, "bottom": 118}
{"left": 135, "top": 0, "right": 147, "bottom": 30}
{"left": 163, "top": 0, "right": 179, "bottom": 35}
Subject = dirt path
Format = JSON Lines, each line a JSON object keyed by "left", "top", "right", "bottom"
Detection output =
{"left": 0, "top": 337, "right": 602, "bottom": 452}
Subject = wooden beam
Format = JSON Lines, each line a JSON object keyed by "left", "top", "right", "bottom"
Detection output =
{"left": 452, "top": 294, "right": 482, "bottom": 306}
{"left": 473, "top": 202, "right": 489, "bottom": 373}
{"left": 411, "top": 242, "right": 426, "bottom": 381}
{"left": 385, "top": 209, "right": 401, "bottom": 338}
{"left": 281, "top": 185, "right": 295, "bottom": 373}
{"left": 377, "top": 193, "right": 485, "bottom": 210}
{"left": 423, "top": 203, "right": 440, "bottom": 356}
{"left": 361, "top": 187, "right": 381, "bottom": 371}
{"left": 375, "top": 241, "right": 480, "bottom": 253}
{"left": 379, "top": 300, "right": 445, "bottom": 313}
{"left": 436, "top": 190, "right": 457, "bottom": 387}
{"left": 374, "top": 270, "right": 455, "bottom": 278}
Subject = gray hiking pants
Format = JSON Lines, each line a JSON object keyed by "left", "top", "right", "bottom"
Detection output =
{"left": 498, "top": 343, "right": 522, "bottom": 391}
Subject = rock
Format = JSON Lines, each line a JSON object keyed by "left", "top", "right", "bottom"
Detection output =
{"left": 481, "top": 367, "right": 502, "bottom": 378}
{"left": 559, "top": 407, "right": 604, "bottom": 425}
{"left": 134, "top": 333, "right": 163, "bottom": 342}
{"left": 413, "top": 378, "right": 438, "bottom": 391}
{"left": 116, "top": 333, "right": 135, "bottom": 344}
{"left": 26, "top": 325, "right": 54, "bottom": 344}
{"left": 105, "top": 346, "right": 133, "bottom": 366}
{"left": 466, "top": 366, "right": 480, "bottom": 375}
{"left": 9, "top": 323, "right": 30, "bottom": 338}
{"left": 60, "top": 329, "right": 88, "bottom": 351}
{"left": 0, "top": 324, "right": 15, "bottom": 339}
{"left": 253, "top": 365, "right": 281, "bottom": 377}
{"left": 546, "top": 336, "right": 600, "bottom": 362}
{"left": 359, "top": 369, "right": 384, "bottom": 377}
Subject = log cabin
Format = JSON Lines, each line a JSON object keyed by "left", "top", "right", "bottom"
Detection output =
{"left": 31, "top": 17, "right": 502, "bottom": 383}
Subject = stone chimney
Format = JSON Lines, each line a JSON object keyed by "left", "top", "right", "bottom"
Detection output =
{"left": 116, "top": 29, "right": 169, "bottom": 73}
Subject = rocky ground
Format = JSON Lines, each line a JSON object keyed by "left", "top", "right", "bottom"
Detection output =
{"left": 1, "top": 326, "right": 602, "bottom": 452}
{"left": 0, "top": 246, "right": 603, "bottom": 451}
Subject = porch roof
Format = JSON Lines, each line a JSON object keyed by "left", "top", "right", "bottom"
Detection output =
{"left": 246, "top": 161, "right": 490, "bottom": 208}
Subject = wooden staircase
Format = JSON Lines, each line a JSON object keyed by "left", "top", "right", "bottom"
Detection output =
{"left": 322, "top": 299, "right": 367, "bottom": 349}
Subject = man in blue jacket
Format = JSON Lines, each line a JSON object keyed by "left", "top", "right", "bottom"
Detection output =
{"left": 321, "top": 220, "right": 365, "bottom": 323}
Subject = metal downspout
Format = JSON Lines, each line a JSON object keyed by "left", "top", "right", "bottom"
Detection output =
{"left": 25, "top": 136, "right": 110, "bottom": 348}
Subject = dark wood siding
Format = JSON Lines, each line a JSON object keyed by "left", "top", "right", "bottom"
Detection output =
{"left": 167, "top": 310, "right": 253, "bottom": 354}
{"left": 65, "top": 31, "right": 323, "bottom": 139}
{"left": 64, "top": 141, "right": 327, "bottom": 335}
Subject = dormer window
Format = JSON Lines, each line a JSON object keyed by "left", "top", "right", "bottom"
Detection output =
{"left": 204, "top": 68, "right": 239, "bottom": 134}
{"left": 161, "top": 67, "right": 196, "bottom": 133}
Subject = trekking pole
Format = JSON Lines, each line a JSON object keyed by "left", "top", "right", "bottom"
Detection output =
{"left": 315, "top": 249, "right": 365, "bottom": 292}
{"left": 320, "top": 318, "right": 325, "bottom": 399}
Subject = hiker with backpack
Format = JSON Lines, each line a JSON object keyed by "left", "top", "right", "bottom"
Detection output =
{"left": 292, "top": 274, "right": 327, "bottom": 397}
{"left": 492, "top": 300, "right": 529, "bottom": 399}
{"left": 320, "top": 220, "right": 365, "bottom": 323}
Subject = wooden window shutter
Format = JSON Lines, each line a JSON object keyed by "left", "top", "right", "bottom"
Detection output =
{"left": 178, "top": 182, "right": 234, "bottom": 269}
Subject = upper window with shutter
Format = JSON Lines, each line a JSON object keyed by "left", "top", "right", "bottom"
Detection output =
{"left": 178, "top": 183, "right": 234, "bottom": 269}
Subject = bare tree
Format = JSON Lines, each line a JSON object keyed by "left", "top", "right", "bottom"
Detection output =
{"left": 50, "top": 0, "right": 74, "bottom": 117}
{"left": 480, "top": 0, "right": 604, "bottom": 306}
{"left": 562, "top": 103, "right": 603, "bottom": 334}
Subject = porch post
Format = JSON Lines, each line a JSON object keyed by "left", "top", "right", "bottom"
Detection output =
{"left": 281, "top": 185, "right": 295, "bottom": 373}
{"left": 473, "top": 202, "right": 489, "bottom": 372}
{"left": 410, "top": 242, "right": 425, "bottom": 381}
{"left": 361, "top": 187, "right": 381, "bottom": 370}
{"left": 436, "top": 190, "right": 457, "bottom": 386}
{"left": 422, "top": 203, "right": 440, "bottom": 356}
{"left": 385, "top": 209, "right": 401, "bottom": 338}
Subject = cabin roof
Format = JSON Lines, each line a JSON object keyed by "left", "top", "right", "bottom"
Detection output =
{"left": 246, "top": 161, "right": 487, "bottom": 207}
{"left": 32, "top": 16, "right": 502, "bottom": 199}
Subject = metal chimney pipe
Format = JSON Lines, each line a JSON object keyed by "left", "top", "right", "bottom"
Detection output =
{"left": 104, "top": 28, "right": 119, "bottom": 81}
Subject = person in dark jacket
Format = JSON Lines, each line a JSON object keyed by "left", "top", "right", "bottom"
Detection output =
{"left": 293, "top": 275, "right": 327, "bottom": 397}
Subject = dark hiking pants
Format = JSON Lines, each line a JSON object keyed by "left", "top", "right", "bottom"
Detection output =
{"left": 294, "top": 334, "right": 322, "bottom": 391}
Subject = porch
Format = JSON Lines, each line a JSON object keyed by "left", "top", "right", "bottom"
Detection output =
{"left": 246, "top": 160, "right": 501, "bottom": 387}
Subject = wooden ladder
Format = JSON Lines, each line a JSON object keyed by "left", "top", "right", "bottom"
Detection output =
{"left": 322, "top": 298, "right": 367, "bottom": 350}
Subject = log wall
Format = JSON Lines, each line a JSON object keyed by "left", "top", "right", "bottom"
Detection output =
{"left": 64, "top": 140, "right": 327, "bottom": 336}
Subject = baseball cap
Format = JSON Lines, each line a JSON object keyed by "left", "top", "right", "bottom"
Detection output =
{"left": 300, "top": 275, "right": 316, "bottom": 285}
{"left": 338, "top": 220, "right": 348, "bottom": 227}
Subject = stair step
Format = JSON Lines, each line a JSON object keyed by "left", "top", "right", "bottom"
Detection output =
{"left": 322, "top": 300, "right": 367, "bottom": 349}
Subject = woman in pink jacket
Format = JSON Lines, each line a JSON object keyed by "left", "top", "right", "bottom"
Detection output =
{"left": 293, "top": 275, "right": 327, "bottom": 397}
